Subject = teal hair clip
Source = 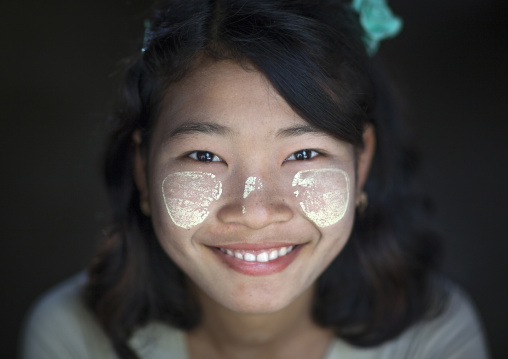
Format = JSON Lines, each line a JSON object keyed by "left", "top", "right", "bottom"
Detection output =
{"left": 352, "top": 0, "right": 403, "bottom": 55}
{"left": 141, "top": 19, "right": 152, "bottom": 53}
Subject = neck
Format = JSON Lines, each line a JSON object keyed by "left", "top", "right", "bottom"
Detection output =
{"left": 186, "top": 284, "right": 333, "bottom": 359}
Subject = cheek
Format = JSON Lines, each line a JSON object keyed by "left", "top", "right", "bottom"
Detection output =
{"left": 161, "top": 171, "right": 222, "bottom": 229}
{"left": 292, "top": 168, "right": 350, "bottom": 228}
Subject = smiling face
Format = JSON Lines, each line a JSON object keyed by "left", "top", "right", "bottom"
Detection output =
{"left": 134, "top": 60, "right": 374, "bottom": 314}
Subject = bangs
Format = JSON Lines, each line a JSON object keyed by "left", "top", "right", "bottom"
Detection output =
{"left": 141, "top": 0, "right": 374, "bottom": 146}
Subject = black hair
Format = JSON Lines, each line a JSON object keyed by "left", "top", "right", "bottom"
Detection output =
{"left": 84, "top": 1, "right": 442, "bottom": 358}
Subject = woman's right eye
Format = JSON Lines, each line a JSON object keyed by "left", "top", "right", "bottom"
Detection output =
{"left": 284, "top": 149, "right": 319, "bottom": 161}
{"left": 188, "top": 151, "right": 222, "bottom": 163}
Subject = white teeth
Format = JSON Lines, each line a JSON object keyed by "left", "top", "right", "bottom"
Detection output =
{"left": 244, "top": 253, "right": 256, "bottom": 261}
{"left": 278, "top": 247, "right": 287, "bottom": 256}
{"left": 219, "top": 246, "right": 296, "bottom": 263}
{"left": 269, "top": 250, "right": 279, "bottom": 260}
{"left": 256, "top": 252, "right": 269, "bottom": 262}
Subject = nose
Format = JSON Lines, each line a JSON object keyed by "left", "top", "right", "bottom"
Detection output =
{"left": 216, "top": 175, "right": 293, "bottom": 229}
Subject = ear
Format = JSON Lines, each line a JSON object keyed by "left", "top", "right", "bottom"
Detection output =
{"left": 356, "top": 124, "right": 376, "bottom": 191}
{"left": 132, "top": 130, "right": 151, "bottom": 216}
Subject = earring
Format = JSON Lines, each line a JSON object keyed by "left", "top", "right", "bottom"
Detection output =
{"left": 356, "top": 191, "right": 368, "bottom": 215}
{"left": 140, "top": 199, "right": 151, "bottom": 217}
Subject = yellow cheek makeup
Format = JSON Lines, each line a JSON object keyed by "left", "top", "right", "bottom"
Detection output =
{"left": 162, "top": 171, "right": 222, "bottom": 229}
{"left": 292, "top": 168, "right": 350, "bottom": 228}
{"left": 161, "top": 169, "right": 349, "bottom": 229}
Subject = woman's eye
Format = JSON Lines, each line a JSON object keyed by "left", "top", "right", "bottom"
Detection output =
{"left": 285, "top": 149, "right": 319, "bottom": 161}
{"left": 188, "top": 151, "right": 222, "bottom": 162}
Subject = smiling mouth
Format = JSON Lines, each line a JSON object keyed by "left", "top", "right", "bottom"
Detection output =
{"left": 212, "top": 243, "right": 303, "bottom": 276}
{"left": 218, "top": 246, "right": 295, "bottom": 263}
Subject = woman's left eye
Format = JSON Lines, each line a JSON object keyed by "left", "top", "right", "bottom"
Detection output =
{"left": 285, "top": 149, "right": 319, "bottom": 161}
{"left": 188, "top": 151, "right": 222, "bottom": 162}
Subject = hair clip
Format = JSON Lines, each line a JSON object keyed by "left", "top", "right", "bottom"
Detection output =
{"left": 352, "top": 0, "right": 403, "bottom": 55}
{"left": 141, "top": 19, "right": 152, "bottom": 53}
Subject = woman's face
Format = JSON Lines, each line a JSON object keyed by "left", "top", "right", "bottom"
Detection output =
{"left": 135, "top": 60, "right": 372, "bottom": 314}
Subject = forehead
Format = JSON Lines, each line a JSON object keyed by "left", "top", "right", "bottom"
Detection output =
{"left": 155, "top": 60, "right": 309, "bottom": 137}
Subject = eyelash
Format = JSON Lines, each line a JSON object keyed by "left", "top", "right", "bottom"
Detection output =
{"left": 188, "top": 151, "right": 223, "bottom": 162}
{"left": 284, "top": 149, "right": 320, "bottom": 161}
{"left": 187, "top": 149, "right": 320, "bottom": 163}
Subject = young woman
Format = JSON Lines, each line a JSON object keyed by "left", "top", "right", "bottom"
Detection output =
{"left": 21, "top": 0, "right": 489, "bottom": 358}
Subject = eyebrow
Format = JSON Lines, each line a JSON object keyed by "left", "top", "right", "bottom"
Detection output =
{"left": 168, "top": 121, "right": 234, "bottom": 139}
{"left": 275, "top": 124, "right": 325, "bottom": 138}
{"left": 166, "top": 122, "right": 324, "bottom": 140}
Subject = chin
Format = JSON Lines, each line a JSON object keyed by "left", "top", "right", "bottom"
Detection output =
{"left": 206, "top": 279, "right": 315, "bottom": 316}
{"left": 225, "top": 295, "right": 293, "bottom": 314}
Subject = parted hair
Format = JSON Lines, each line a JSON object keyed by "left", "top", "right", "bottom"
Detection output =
{"left": 84, "top": 1, "right": 443, "bottom": 358}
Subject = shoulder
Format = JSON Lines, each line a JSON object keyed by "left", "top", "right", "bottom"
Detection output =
{"left": 20, "top": 273, "right": 116, "bottom": 359}
{"left": 327, "top": 278, "right": 490, "bottom": 359}
{"left": 21, "top": 273, "right": 188, "bottom": 359}
{"left": 399, "top": 278, "right": 490, "bottom": 359}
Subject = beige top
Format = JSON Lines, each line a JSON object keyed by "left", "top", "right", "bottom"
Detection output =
{"left": 21, "top": 273, "right": 489, "bottom": 359}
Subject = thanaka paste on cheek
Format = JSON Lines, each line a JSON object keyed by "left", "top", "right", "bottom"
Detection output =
{"left": 292, "top": 168, "right": 350, "bottom": 227}
{"left": 162, "top": 171, "right": 222, "bottom": 229}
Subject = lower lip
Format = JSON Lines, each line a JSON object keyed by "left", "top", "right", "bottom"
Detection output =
{"left": 212, "top": 245, "right": 303, "bottom": 276}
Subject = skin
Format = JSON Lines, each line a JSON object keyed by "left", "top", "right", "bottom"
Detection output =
{"left": 133, "top": 60, "right": 375, "bottom": 359}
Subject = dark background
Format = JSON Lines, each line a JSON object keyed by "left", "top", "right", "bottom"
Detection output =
{"left": 1, "top": 1, "right": 507, "bottom": 358}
